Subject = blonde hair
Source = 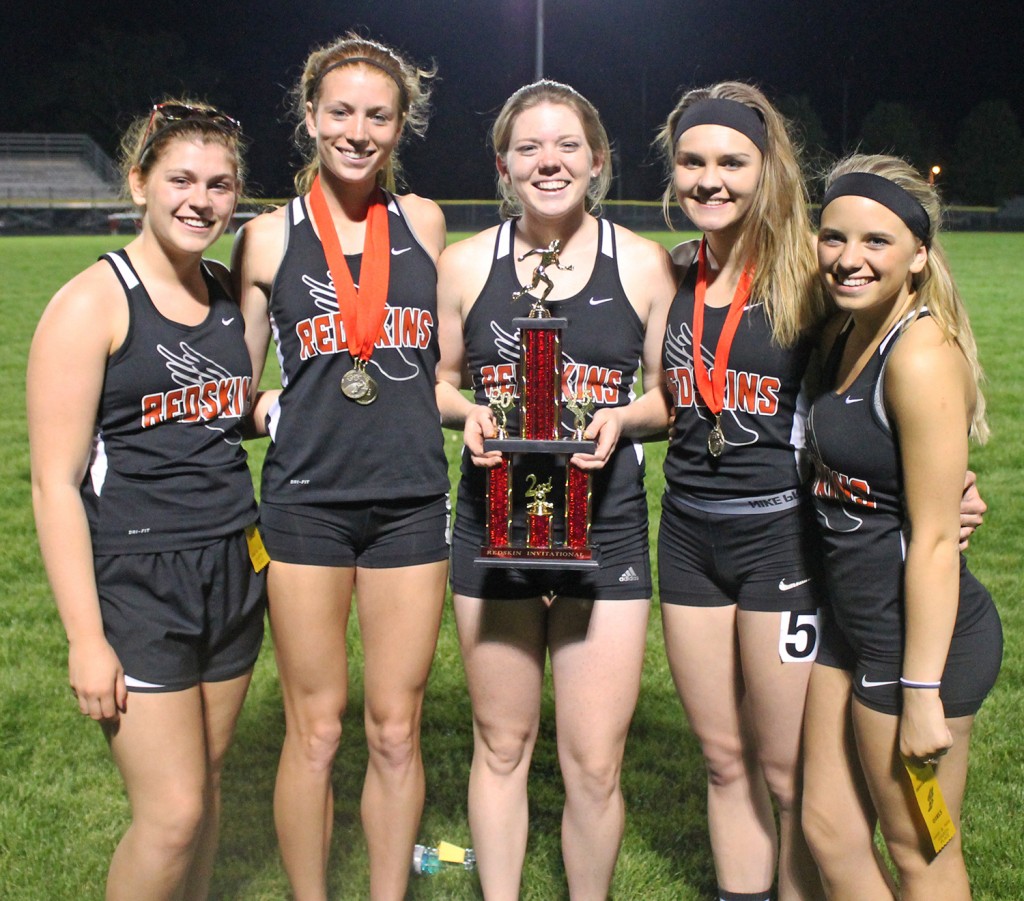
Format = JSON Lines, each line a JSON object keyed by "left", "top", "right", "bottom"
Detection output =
{"left": 292, "top": 33, "right": 434, "bottom": 195}
{"left": 491, "top": 80, "right": 612, "bottom": 220}
{"left": 118, "top": 97, "right": 245, "bottom": 203}
{"left": 656, "top": 81, "right": 826, "bottom": 346}
{"left": 824, "top": 153, "right": 988, "bottom": 442}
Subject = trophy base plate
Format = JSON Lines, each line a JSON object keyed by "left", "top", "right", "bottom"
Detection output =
{"left": 475, "top": 545, "right": 601, "bottom": 570}
{"left": 512, "top": 316, "right": 567, "bottom": 330}
{"left": 484, "top": 438, "right": 596, "bottom": 454}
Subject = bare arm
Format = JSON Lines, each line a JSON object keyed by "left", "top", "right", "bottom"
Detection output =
{"left": 435, "top": 231, "right": 505, "bottom": 467}
{"left": 886, "top": 318, "right": 974, "bottom": 762}
{"left": 27, "top": 264, "right": 127, "bottom": 721}
{"left": 231, "top": 210, "right": 284, "bottom": 407}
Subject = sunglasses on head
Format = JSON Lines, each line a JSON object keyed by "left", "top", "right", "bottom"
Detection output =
{"left": 139, "top": 103, "right": 242, "bottom": 162}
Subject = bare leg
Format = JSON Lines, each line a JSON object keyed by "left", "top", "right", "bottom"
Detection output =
{"left": 268, "top": 562, "right": 354, "bottom": 901}
{"left": 662, "top": 603, "right": 776, "bottom": 894}
{"left": 853, "top": 703, "right": 974, "bottom": 901}
{"left": 550, "top": 596, "right": 649, "bottom": 901}
{"left": 181, "top": 673, "right": 254, "bottom": 900}
{"left": 355, "top": 561, "right": 447, "bottom": 901}
{"left": 802, "top": 664, "right": 895, "bottom": 901}
{"left": 737, "top": 610, "right": 824, "bottom": 901}
{"left": 105, "top": 689, "right": 208, "bottom": 901}
{"left": 454, "top": 593, "right": 548, "bottom": 901}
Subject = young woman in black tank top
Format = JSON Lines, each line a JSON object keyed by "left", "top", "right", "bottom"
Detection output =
{"left": 233, "top": 36, "right": 448, "bottom": 901}
{"left": 28, "top": 101, "right": 260, "bottom": 900}
{"left": 655, "top": 82, "right": 829, "bottom": 901}
{"left": 435, "top": 81, "right": 676, "bottom": 899}
{"left": 802, "top": 155, "right": 1000, "bottom": 900}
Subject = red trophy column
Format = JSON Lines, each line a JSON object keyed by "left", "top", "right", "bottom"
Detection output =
{"left": 564, "top": 464, "right": 591, "bottom": 549}
{"left": 520, "top": 317, "right": 561, "bottom": 441}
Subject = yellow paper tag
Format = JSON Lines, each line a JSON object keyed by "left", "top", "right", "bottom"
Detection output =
{"left": 245, "top": 524, "right": 270, "bottom": 573}
{"left": 902, "top": 757, "right": 956, "bottom": 855}
{"left": 437, "top": 840, "right": 466, "bottom": 864}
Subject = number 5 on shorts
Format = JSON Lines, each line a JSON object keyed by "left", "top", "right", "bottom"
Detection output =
{"left": 779, "top": 608, "right": 820, "bottom": 663}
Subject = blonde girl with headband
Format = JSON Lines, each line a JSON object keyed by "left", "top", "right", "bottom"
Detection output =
{"left": 28, "top": 99, "right": 263, "bottom": 901}
{"left": 801, "top": 154, "right": 1001, "bottom": 900}
{"left": 655, "top": 81, "right": 828, "bottom": 901}
{"left": 233, "top": 34, "right": 448, "bottom": 901}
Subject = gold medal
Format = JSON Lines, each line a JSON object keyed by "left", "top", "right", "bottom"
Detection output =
{"left": 707, "top": 415, "right": 726, "bottom": 457}
{"left": 341, "top": 359, "right": 375, "bottom": 401}
{"left": 340, "top": 368, "right": 369, "bottom": 400}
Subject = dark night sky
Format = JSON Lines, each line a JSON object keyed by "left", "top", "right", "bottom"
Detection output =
{"left": 5, "top": 1, "right": 1023, "bottom": 200}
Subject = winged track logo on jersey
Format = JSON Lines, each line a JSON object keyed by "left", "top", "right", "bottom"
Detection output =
{"left": 663, "top": 320, "right": 780, "bottom": 450}
{"left": 809, "top": 456, "right": 875, "bottom": 533}
{"left": 141, "top": 342, "right": 250, "bottom": 443}
{"left": 479, "top": 320, "right": 629, "bottom": 412}
{"left": 293, "top": 273, "right": 432, "bottom": 382}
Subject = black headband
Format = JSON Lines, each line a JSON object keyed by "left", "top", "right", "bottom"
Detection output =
{"left": 672, "top": 98, "right": 767, "bottom": 154}
{"left": 311, "top": 56, "right": 409, "bottom": 108}
{"left": 821, "top": 172, "right": 931, "bottom": 245}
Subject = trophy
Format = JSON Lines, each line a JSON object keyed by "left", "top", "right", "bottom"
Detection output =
{"left": 475, "top": 240, "right": 599, "bottom": 569}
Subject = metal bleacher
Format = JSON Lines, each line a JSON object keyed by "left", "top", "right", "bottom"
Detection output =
{"left": 0, "top": 133, "right": 124, "bottom": 232}
{"left": 0, "top": 133, "right": 120, "bottom": 203}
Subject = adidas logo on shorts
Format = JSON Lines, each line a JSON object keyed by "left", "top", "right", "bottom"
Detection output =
{"left": 618, "top": 566, "right": 640, "bottom": 583}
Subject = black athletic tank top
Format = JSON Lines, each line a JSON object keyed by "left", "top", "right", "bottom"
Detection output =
{"left": 459, "top": 218, "right": 647, "bottom": 530}
{"left": 808, "top": 309, "right": 993, "bottom": 659}
{"left": 663, "top": 260, "right": 813, "bottom": 499}
{"left": 82, "top": 249, "right": 256, "bottom": 554}
{"left": 261, "top": 192, "right": 448, "bottom": 505}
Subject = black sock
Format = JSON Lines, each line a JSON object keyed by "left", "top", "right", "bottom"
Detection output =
{"left": 717, "top": 890, "right": 771, "bottom": 901}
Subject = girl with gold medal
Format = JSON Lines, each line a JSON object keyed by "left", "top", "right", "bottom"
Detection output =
{"left": 655, "top": 82, "right": 828, "bottom": 901}
{"left": 233, "top": 34, "right": 449, "bottom": 901}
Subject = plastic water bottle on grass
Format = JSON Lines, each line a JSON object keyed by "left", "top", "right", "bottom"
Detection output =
{"left": 412, "top": 844, "right": 441, "bottom": 875}
{"left": 412, "top": 841, "right": 475, "bottom": 874}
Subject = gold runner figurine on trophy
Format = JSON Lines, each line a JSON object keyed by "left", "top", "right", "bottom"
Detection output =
{"left": 511, "top": 239, "right": 574, "bottom": 312}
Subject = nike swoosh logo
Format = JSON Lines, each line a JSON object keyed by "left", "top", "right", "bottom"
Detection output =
{"left": 589, "top": 297, "right": 614, "bottom": 306}
{"left": 778, "top": 578, "right": 811, "bottom": 591}
{"left": 845, "top": 397, "right": 863, "bottom": 404}
{"left": 391, "top": 247, "right": 411, "bottom": 256}
{"left": 861, "top": 675, "right": 898, "bottom": 689}
{"left": 221, "top": 317, "right": 235, "bottom": 326}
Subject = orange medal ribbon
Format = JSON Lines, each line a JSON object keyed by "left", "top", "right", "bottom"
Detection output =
{"left": 691, "top": 238, "right": 755, "bottom": 456}
{"left": 308, "top": 175, "right": 391, "bottom": 401}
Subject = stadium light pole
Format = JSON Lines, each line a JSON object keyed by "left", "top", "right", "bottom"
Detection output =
{"left": 535, "top": 0, "right": 545, "bottom": 80}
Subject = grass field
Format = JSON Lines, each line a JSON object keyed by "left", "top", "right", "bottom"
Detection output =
{"left": 1, "top": 232, "right": 1021, "bottom": 899}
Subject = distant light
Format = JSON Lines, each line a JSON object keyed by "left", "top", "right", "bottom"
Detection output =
{"left": 929, "top": 164, "right": 941, "bottom": 185}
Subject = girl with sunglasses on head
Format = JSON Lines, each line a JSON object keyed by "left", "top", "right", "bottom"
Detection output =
{"left": 232, "top": 34, "right": 447, "bottom": 901}
{"left": 28, "top": 99, "right": 263, "bottom": 901}
{"left": 801, "top": 155, "right": 1001, "bottom": 900}
{"left": 435, "top": 80, "right": 676, "bottom": 900}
